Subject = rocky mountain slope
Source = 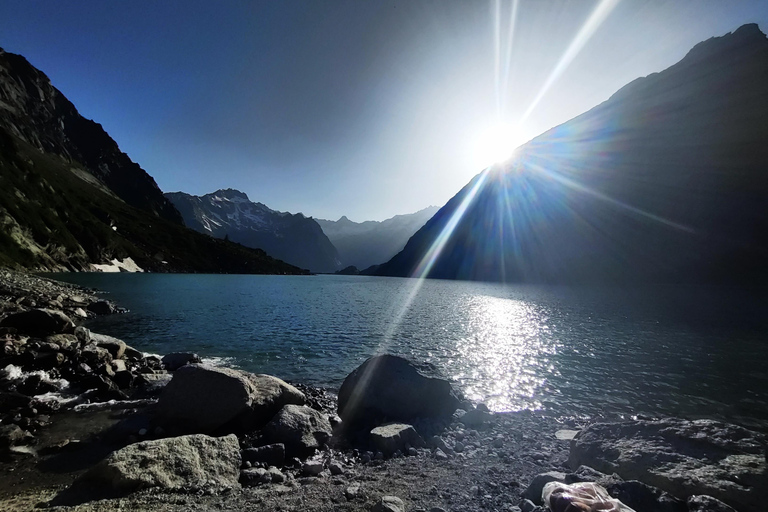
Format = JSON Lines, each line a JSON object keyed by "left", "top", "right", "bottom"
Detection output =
{"left": 0, "top": 47, "right": 306, "bottom": 274}
{"left": 166, "top": 189, "right": 341, "bottom": 273}
{"left": 376, "top": 24, "right": 768, "bottom": 284}
{"left": 316, "top": 206, "right": 439, "bottom": 270}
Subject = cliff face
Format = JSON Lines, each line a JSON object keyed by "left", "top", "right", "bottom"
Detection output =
{"left": 0, "top": 48, "right": 181, "bottom": 223}
{"left": 0, "top": 47, "right": 306, "bottom": 274}
{"left": 166, "top": 189, "right": 341, "bottom": 273}
{"left": 376, "top": 24, "right": 768, "bottom": 284}
{"left": 316, "top": 206, "right": 439, "bottom": 270}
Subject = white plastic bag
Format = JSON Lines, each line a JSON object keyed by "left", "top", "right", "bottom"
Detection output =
{"left": 542, "top": 481, "right": 636, "bottom": 512}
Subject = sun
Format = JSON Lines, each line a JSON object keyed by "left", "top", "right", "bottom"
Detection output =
{"left": 471, "top": 122, "right": 527, "bottom": 169}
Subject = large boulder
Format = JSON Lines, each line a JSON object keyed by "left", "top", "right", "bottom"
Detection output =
{"left": 156, "top": 364, "right": 256, "bottom": 433}
{"left": 156, "top": 365, "right": 306, "bottom": 434}
{"left": 161, "top": 352, "right": 201, "bottom": 371}
{"left": 337, "top": 355, "right": 461, "bottom": 429}
{"left": 263, "top": 404, "right": 332, "bottom": 456}
{"left": 79, "top": 434, "right": 240, "bottom": 494}
{"left": 0, "top": 309, "right": 75, "bottom": 336}
{"left": 569, "top": 418, "right": 767, "bottom": 512}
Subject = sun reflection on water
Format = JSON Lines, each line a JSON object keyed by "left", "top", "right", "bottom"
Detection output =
{"left": 452, "top": 295, "right": 558, "bottom": 412}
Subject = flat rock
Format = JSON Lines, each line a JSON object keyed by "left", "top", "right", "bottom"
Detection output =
{"left": 263, "top": 404, "right": 332, "bottom": 456}
{"left": 245, "top": 373, "right": 306, "bottom": 424}
{"left": 337, "top": 355, "right": 461, "bottom": 429}
{"left": 370, "top": 423, "right": 424, "bottom": 455}
{"left": 0, "top": 308, "right": 75, "bottom": 336}
{"left": 79, "top": 434, "right": 240, "bottom": 494}
{"left": 569, "top": 418, "right": 767, "bottom": 512}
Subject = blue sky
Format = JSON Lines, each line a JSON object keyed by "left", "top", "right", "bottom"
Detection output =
{"left": 2, "top": 1, "right": 767, "bottom": 221}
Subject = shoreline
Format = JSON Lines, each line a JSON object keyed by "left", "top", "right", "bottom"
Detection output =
{"left": 1, "top": 270, "right": 765, "bottom": 512}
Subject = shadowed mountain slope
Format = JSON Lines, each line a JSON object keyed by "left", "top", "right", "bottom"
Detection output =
{"left": 166, "top": 189, "right": 341, "bottom": 273}
{"left": 0, "top": 47, "right": 306, "bottom": 274}
{"left": 376, "top": 24, "right": 768, "bottom": 284}
{"left": 316, "top": 206, "right": 439, "bottom": 270}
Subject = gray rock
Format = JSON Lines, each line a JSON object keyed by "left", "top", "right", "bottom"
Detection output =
{"left": 242, "top": 443, "right": 285, "bottom": 467}
{"left": 337, "top": 355, "right": 461, "bottom": 429}
{"left": 345, "top": 482, "right": 361, "bottom": 500}
{"left": 687, "top": 495, "right": 738, "bottom": 512}
{"left": 461, "top": 407, "right": 493, "bottom": 426}
{"left": 245, "top": 373, "right": 306, "bottom": 423}
{"left": 0, "top": 424, "right": 33, "bottom": 449}
{"left": 161, "top": 352, "right": 201, "bottom": 371}
{"left": 0, "top": 308, "right": 75, "bottom": 336}
{"left": 606, "top": 480, "right": 686, "bottom": 512}
{"left": 520, "top": 499, "right": 537, "bottom": 512}
{"left": 90, "top": 333, "right": 126, "bottom": 359}
{"left": 555, "top": 429, "right": 579, "bottom": 441}
{"left": 157, "top": 365, "right": 256, "bottom": 433}
{"left": 302, "top": 460, "right": 324, "bottom": 476}
{"left": 263, "top": 404, "right": 332, "bottom": 455}
{"left": 522, "top": 471, "right": 566, "bottom": 504}
{"left": 240, "top": 467, "right": 271, "bottom": 486}
{"left": 268, "top": 466, "right": 285, "bottom": 483}
{"left": 329, "top": 461, "right": 344, "bottom": 475}
{"left": 370, "top": 423, "right": 425, "bottom": 455}
{"left": 569, "top": 418, "right": 767, "bottom": 512}
{"left": 433, "top": 448, "right": 448, "bottom": 460}
{"left": 81, "top": 344, "right": 113, "bottom": 366}
{"left": 79, "top": 434, "right": 240, "bottom": 494}
{"left": 87, "top": 300, "right": 115, "bottom": 315}
{"left": 373, "top": 495, "right": 405, "bottom": 512}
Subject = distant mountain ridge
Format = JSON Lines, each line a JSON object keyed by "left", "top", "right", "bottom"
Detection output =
{"left": 166, "top": 189, "right": 341, "bottom": 273}
{"left": 376, "top": 24, "right": 768, "bottom": 284}
{"left": 316, "top": 206, "right": 439, "bottom": 270}
{"left": 0, "top": 46, "right": 306, "bottom": 274}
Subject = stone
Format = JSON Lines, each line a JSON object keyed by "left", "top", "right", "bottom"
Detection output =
{"left": 81, "top": 344, "right": 113, "bottom": 366}
{"left": 522, "top": 471, "right": 567, "bottom": 504}
{"left": 0, "top": 424, "right": 32, "bottom": 449}
{"left": 242, "top": 443, "right": 285, "bottom": 467}
{"left": 79, "top": 434, "right": 240, "bottom": 494}
{"left": 245, "top": 373, "right": 306, "bottom": 423}
{"left": 687, "top": 495, "right": 738, "bottom": 512}
{"left": 555, "top": 429, "right": 579, "bottom": 441}
{"left": 156, "top": 364, "right": 256, "bottom": 433}
{"left": 345, "top": 483, "right": 361, "bottom": 500}
{"left": 433, "top": 448, "right": 448, "bottom": 460}
{"left": 302, "top": 460, "right": 324, "bottom": 476}
{"left": 606, "top": 480, "right": 686, "bottom": 512}
{"left": 263, "top": 404, "right": 332, "bottom": 455}
{"left": 461, "top": 407, "right": 493, "bottom": 426}
{"left": 161, "top": 352, "right": 201, "bottom": 371}
{"left": 337, "top": 355, "right": 461, "bottom": 429}
{"left": 90, "top": 333, "right": 126, "bottom": 359}
{"left": 329, "top": 461, "right": 344, "bottom": 475}
{"left": 74, "top": 307, "right": 87, "bottom": 318}
{"left": 370, "top": 423, "right": 425, "bottom": 455}
{"left": 569, "top": 418, "right": 767, "bottom": 512}
{"left": 240, "top": 467, "right": 271, "bottom": 486}
{"left": 87, "top": 300, "right": 115, "bottom": 315}
{"left": 373, "top": 495, "right": 405, "bottom": 512}
{"left": 44, "top": 334, "right": 78, "bottom": 351}
{"left": 0, "top": 309, "right": 75, "bottom": 336}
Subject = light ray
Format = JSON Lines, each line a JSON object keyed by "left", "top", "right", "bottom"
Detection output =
{"left": 500, "top": 0, "right": 520, "bottom": 118}
{"left": 521, "top": 0, "right": 621, "bottom": 123}
{"left": 494, "top": 0, "right": 502, "bottom": 116}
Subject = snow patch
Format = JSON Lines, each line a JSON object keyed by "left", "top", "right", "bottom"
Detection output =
{"left": 92, "top": 257, "right": 144, "bottom": 273}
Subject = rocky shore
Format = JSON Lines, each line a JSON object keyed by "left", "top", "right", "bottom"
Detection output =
{"left": 0, "top": 270, "right": 765, "bottom": 512}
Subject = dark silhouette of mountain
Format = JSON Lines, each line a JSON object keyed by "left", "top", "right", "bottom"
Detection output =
{"left": 166, "top": 189, "right": 341, "bottom": 273}
{"left": 376, "top": 24, "right": 768, "bottom": 284}
{"left": 316, "top": 206, "right": 439, "bottom": 270}
{"left": 0, "top": 47, "right": 181, "bottom": 223}
{"left": 0, "top": 47, "right": 307, "bottom": 275}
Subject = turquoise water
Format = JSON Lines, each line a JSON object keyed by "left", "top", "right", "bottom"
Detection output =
{"left": 50, "top": 273, "right": 768, "bottom": 428}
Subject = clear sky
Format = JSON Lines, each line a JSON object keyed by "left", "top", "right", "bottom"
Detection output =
{"left": 1, "top": 1, "right": 766, "bottom": 221}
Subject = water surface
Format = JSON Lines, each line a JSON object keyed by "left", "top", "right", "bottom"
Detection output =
{"left": 50, "top": 273, "right": 768, "bottom": 429}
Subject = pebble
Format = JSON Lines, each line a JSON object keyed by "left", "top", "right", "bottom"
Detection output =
{"left": 345, "top": 483, "right": 361, "bottom": 500}
{"left": 433, "top": 448, "right": 448, "bottom": 460}
{"left": 302, "top": 461, "right": 323, "bottom": 476}
{"left": 373, "top": 495, "right": 405, "bottom": 512}
{"left": 329, "top": 461, "right": 344, "bottom": 475}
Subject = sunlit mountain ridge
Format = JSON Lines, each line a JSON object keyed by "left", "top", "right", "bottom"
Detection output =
{"left": 374, "top": 24, "right": 768, "bottom": 284}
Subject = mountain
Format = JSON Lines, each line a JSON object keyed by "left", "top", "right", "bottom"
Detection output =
{"left": 376, "top": 24, "right": 768, "bottom": 284}
{"left": 0, "top": 46, "right": 306, "bottom": 275}
{"left": 316, "top": 206, "right": 439, "bottom": 270}
{"left": 165, "top": 189, "right": 341, "bottom": 273}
